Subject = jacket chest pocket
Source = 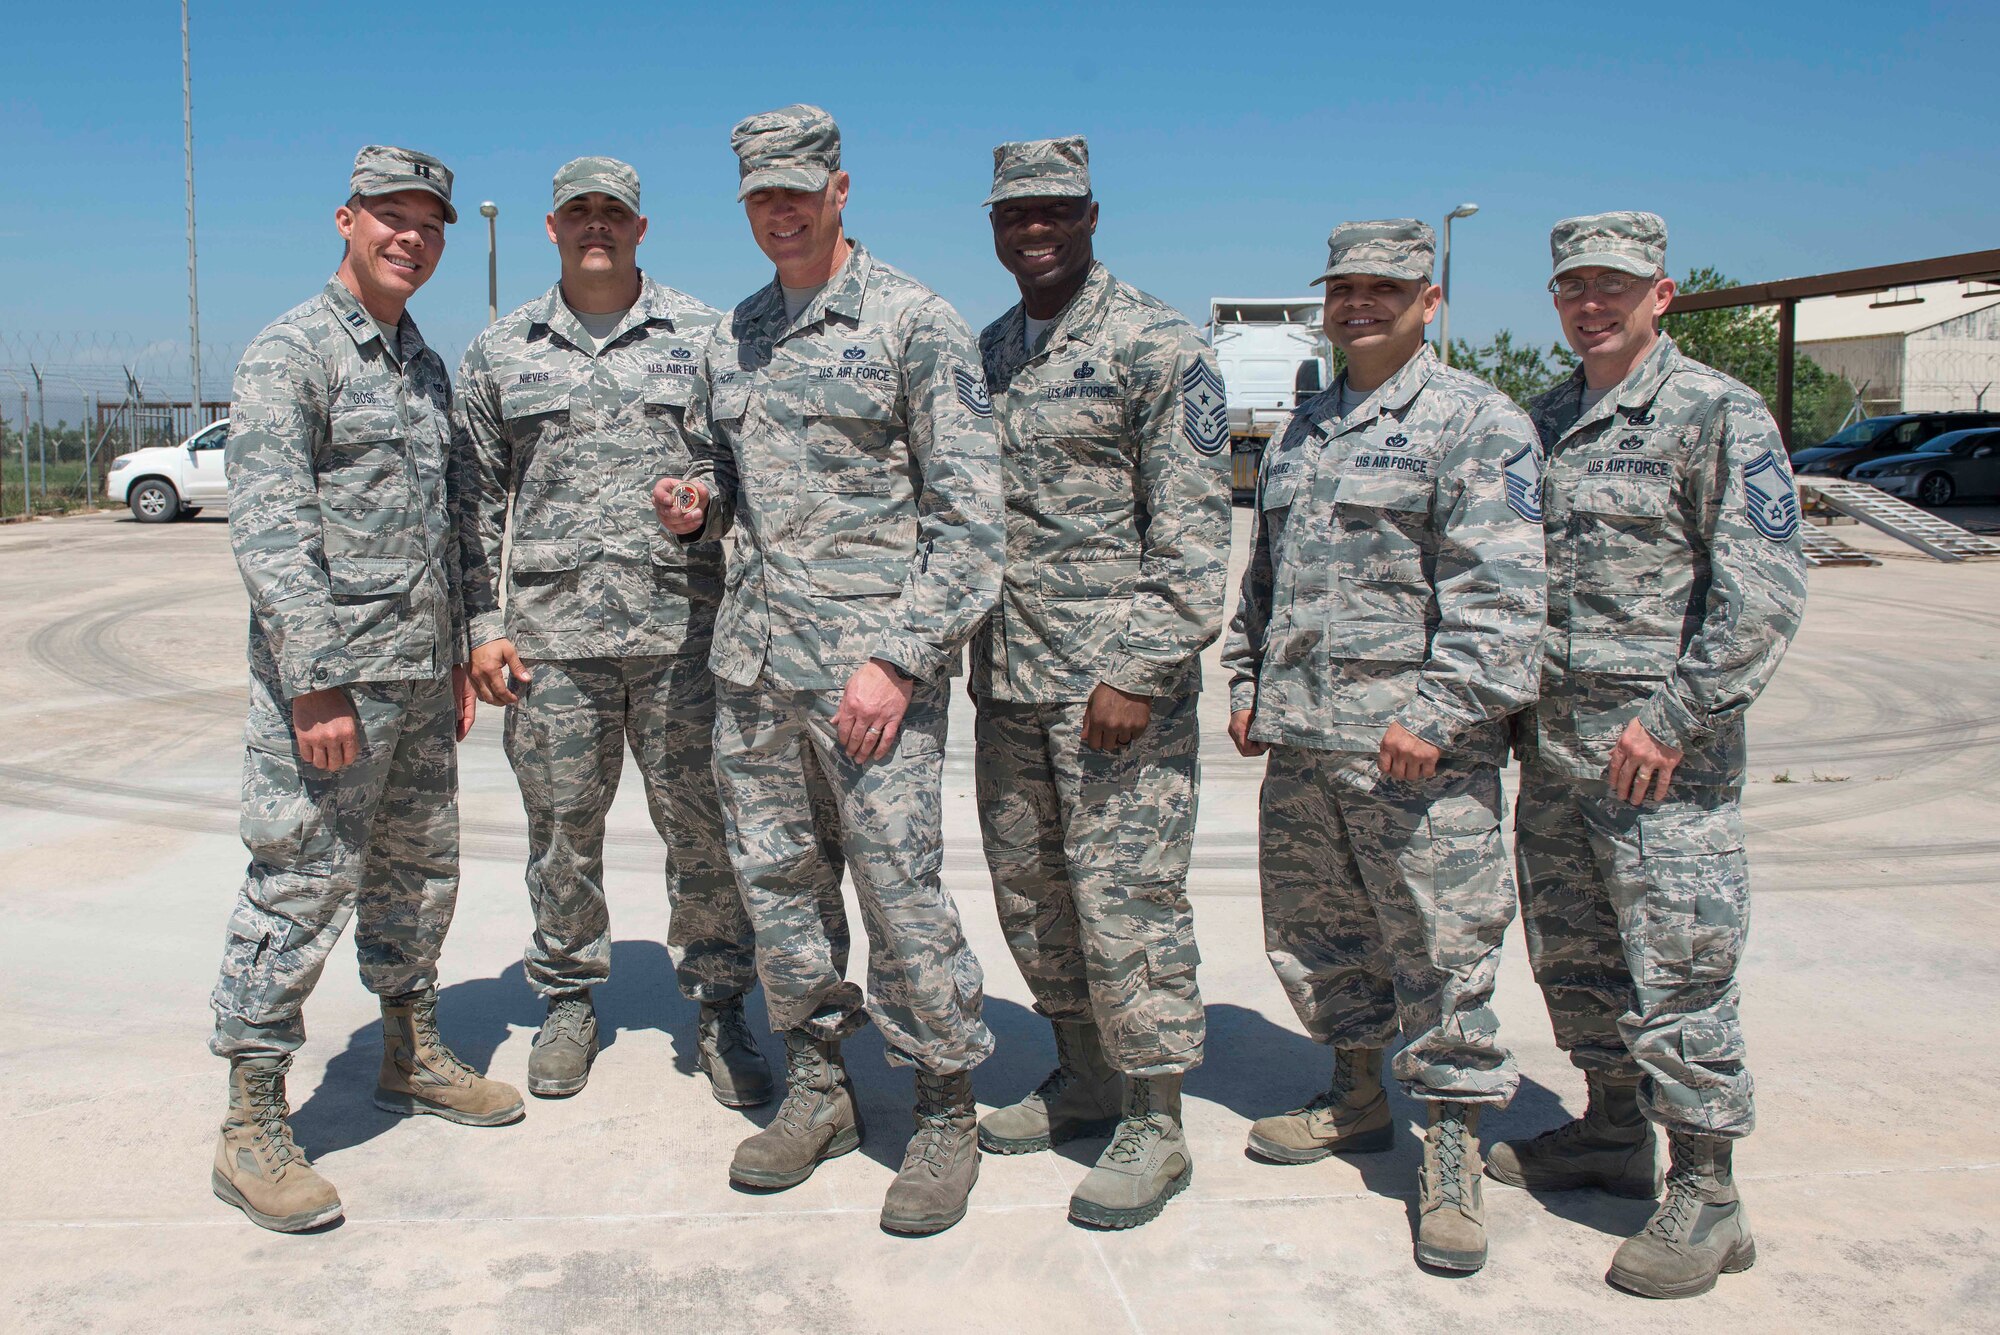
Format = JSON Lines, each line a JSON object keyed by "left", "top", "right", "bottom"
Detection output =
{"left": 1570, "top": 473, "right": 1676, "bottom": 585}
{"left": 1567, "top": 473, "right": 1687, "bottom": 660}
{"left": 501, "top": 380, "right": 575, "bottom": 484}
{"left": 321, "top": 409, "right": 406, "bottom": 496}
{"left": 801, "top": 383, "right": 902, "bottom": 496}
{"left": 321, "top": 413, "right": 420, "bottom": 559}
{"left": 1032, "top": 429, "right": 1134, "bottom": 515}
{"left": 1332, "top": 467, "right": 1433, "bottom": 586}
{"left": 639, "top": 373, "right": 699, "bottom": 469}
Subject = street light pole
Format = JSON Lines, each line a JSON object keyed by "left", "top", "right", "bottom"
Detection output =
{"left": 182, "top": 0, "right": 203, "bottom": 427}
{"left": 1439, "top": 202, "right": 1479, "bottom": 366}
{"left": 480, "top": 202, "right": 499, "bottom": 324}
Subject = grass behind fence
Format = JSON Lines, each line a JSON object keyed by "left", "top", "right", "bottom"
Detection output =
{"left": 0, "top": 457, "right": 118, "bottom": 517}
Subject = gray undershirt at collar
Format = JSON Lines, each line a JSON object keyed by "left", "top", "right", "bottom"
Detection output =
{"left": 782, "top": 283, "right": 825, "bottom": 323}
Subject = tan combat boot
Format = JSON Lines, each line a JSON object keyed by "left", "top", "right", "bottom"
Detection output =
{"left": 1487, "top": 1070, "right": 1659, "bottom": 1198}
{"left": 1247, "top": 1046, "right": 1392, "bottom": 1163}
{"left": 696, "top": 999, "right": 776, "bottom": 1108}
{"left": 1607, "top": 1131, "right": 1756, "bottom": 1299}
{"left": 1069, "top": 1074, "right": 1193, "bottom": 1230}
{"left": 978, "top": 1017, "right": 1123, "bottom": 1155}
{"left": 374, "top": 989, "right": 525, "bottom": 1126}
{"left": 881, "top": 1069, "right": 980, "bottom": 1235}
{"left": 730, "top": 1030, "right": 863, "bottom": 1189}
{"left": 211, "top": 1056, "right": 343, "bottom": 1233}
{"left": 527, "top": 992, "right": 598, "bottom": 1099}
{"left": 1415, "top": 1101, "right": 1488, "bottom": 1272}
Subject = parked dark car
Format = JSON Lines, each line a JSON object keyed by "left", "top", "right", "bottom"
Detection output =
{"left": 1792, "top": 412, "right": 2000, "bottom": 478}
{"left": 1849, "top": 428, "right": 2000, "bottom": 506}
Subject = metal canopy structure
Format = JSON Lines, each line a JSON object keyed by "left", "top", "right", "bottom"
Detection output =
{"left": 1666, "top": 249, "right": 2000, "bottom": 447}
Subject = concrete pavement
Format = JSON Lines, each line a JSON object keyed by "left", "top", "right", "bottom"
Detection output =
{"left": 1, "top": 507, "right": 1995, "bottom": 1332}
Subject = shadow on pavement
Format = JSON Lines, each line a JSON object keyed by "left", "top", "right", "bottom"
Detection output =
{"left": 291, "top": 938, "right": 712, "bottom": 1160}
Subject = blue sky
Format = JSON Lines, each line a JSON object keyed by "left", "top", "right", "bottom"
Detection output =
{"left": 4, "top": 1, "right": 1995, "bottom": 388}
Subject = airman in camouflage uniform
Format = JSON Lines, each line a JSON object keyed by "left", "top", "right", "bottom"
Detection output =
{"left": 1488, "top": 213, "right": 1806, "bottom": 1300}
{"left": 1222, "top": 220, "right": 1546, "bottom": 1272}
{"left": 209, "top": 147, "right": 522, "bottom": 1235}
{"left": 655, "top": 105, "right": 1001, "bottom": 1235}
{"left": 967, "top": 136, "right": 1230, "bottom": 1231}
{"left": 453, "top": 157, "right": 776, "bottom": 1108}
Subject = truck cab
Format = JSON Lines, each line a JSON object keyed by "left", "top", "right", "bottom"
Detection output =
{"left": 1207, "top": 298, "right": 1332, "bottom": 501}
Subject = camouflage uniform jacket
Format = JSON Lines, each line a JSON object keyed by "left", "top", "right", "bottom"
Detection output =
{"left": 1222, "top": 344, "right": 1546, "bottom": 761}
{"left": 453, "top": 275, "right": 724, "bottom": 660}
{"left": 226, "top": 278, "right": 464, "bottom": 698}
{"left": 687, "top": 242, "right": 1002, "bottom": 690}
{"left": 1525, "top": 335, "right": 1806, "bottom": 786}
{"left": 968, "top": 262, "right": 1232, "bottom": 702}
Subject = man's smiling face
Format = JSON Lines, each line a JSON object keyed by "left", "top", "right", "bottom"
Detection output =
{"left": 990, "top": 195, "right": 1097, "bottom": 303}
{"left": 1321, "top": 274, "right": 1437, "bottom": 360}
{"left": 338, "top": 190, "right": 447, "bottom": 306}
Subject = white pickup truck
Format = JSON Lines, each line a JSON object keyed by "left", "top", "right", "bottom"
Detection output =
{"left": 105, "top": 417, "right": 231, "bottom": 522}
{"left": 1207, "top": 298, "right": 1331, "bottom": 500}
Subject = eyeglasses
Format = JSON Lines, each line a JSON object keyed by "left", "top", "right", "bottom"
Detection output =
{"left": 1549, "top": 272, "right": 1659, "bottom": 300}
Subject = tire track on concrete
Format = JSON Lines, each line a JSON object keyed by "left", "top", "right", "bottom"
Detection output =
{"left": 23, "top": 585, "right": 244, "bottom": 718}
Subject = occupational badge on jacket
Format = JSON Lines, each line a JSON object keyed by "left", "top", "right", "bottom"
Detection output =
{"left": 1180, "top": 360, "right": 1229, "bottom": 456}
{"left": 1502, "top": 441, "right": 1544, "bottom": 523}
{"left": 1742, "top": 449, "right": 1799, "bottom": 541}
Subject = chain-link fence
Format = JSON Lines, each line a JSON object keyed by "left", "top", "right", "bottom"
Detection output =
{"left": 0, "top": 331, "right": 239, "bottom": 518}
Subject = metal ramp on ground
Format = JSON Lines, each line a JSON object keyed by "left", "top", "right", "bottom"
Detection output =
{"left": 1800, "top": 526, "right": 1880, "bottom": 567}
{"left": 1796, "top": 478, "right": 2000, "bottom": 561}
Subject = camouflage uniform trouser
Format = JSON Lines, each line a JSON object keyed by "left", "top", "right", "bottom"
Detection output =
{"left": 712, "top": 675, "right": 993, "bottom": 1075}
{"left": 503, "top": 653, "right": 755, "bottom": 1004}
{"left": 973, "top": 694, "right": 1204, "bottom": 1076}
{"left": 1260, "top": 746, "right": 1519, "bottom": 1105}
{"left": 1513, "top": 766, "right": 1754, "bottom": 1137}
{"left": 211, "top": 674, "right": 458, "bottom": 1058}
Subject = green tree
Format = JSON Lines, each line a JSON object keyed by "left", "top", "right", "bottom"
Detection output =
{"left": 1445, "top": 330, "right": 1576, "bottom": 405}
{"left": 1664, "top": 266, "right": 1858, "bottom": 446}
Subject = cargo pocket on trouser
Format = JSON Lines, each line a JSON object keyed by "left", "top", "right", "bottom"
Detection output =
{"left": 1394, "top": 770, "right": 1516, "bottom": 1101}
{"left": 1087, "top": 879, "right": 1204, "bottom": 1074}
{"left": 1618, "top": 799, "right": 1755, "bottom": 1135}
{"left": 214, "top": 735, "right": 359, "bottom": 1052}
{"left": 1630, "top": 802, "right": 1750, "bottom": 991}
{"left": 239, "top": 733, "right": 340, "bottom": 875}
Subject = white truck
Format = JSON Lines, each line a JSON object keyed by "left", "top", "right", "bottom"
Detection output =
{"left": 1207, "top": 298, "right": 1332, "bottom": 500}
{"left": 105, "top": 417, "right": 231, "bottom": 522}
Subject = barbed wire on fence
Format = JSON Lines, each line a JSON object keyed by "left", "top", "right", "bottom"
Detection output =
{"left": 0, "top": 331, "right": 243, "bottom": 515}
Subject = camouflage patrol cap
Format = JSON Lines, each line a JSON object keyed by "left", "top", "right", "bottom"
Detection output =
{"left": 553, "top": 156, "right": 640, "bottom": 212}
{"left": 349, "top": 145, "right": 457, "bottom": 224}
{"left": 731, "top": 104, "right": 841, "bottom": 201}
{"left": 983, "top": 136, "right": 1091, "bottom": 206}
{"left": 1550, "top": 211, "right": 1667, "bottom": 277}
{"left": 1312, "top": 218, "right": 1435, "bottom": 285}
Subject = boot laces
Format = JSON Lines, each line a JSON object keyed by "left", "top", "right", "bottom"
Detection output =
{"left": 408, "top": 995, "right": 477, "bottom": 1080}
{"left": 701, "top": 1004, "right": 757, "bottom": 1056}
{"left": 1028, "top": 1062, "right": 1076, "bottom": 1106}
{"left": 770, "top": 1040, "right": 826, "bottom": 1134}
{"left": 1106, "top": 1083, "right": 1158, "bottom": 1165}
{"left": 243, "top": 1069, "right": 301, "bottom": 1168}
{"left": 1521, "top": 1114, "right": 1595, "bottom": 1155}
{"left": 544, "top": 996, "right": 592, "bottom": 1046}
{"left": 1646, "top": 1160, "right": 1709, "bottom": 1240}
{"left": 1429, "top": 1110, "right": 1471, "bottom": 1209}
{"left": 905, "top": 1073, "right": 965, "bottom": 1175}
{"left": 1290, "top": 1051, "right": 1367, "bottom": 1118}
